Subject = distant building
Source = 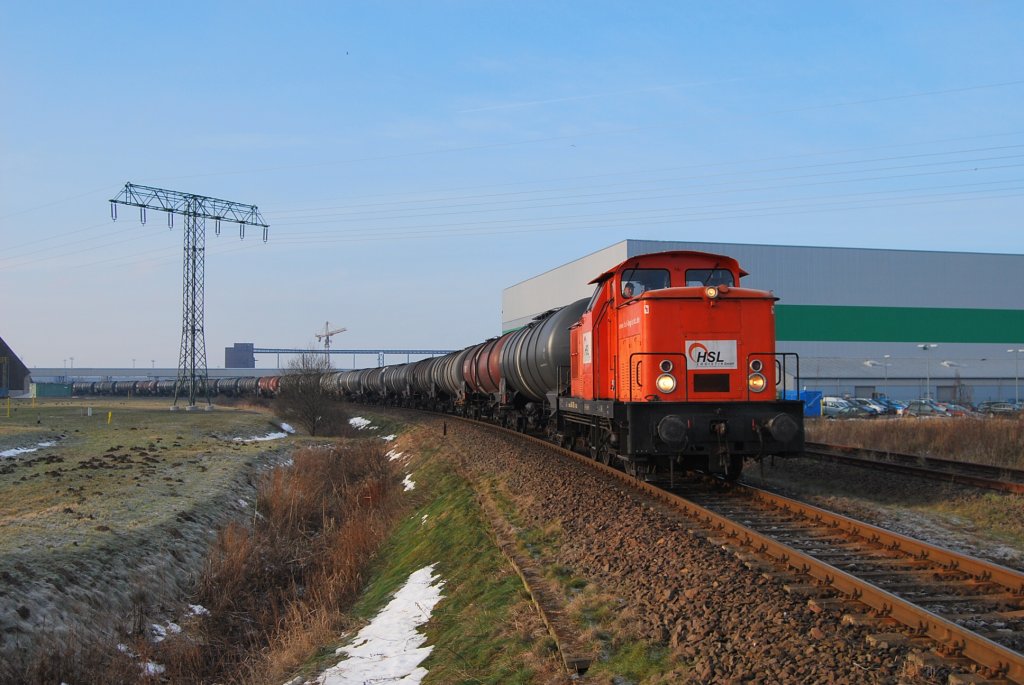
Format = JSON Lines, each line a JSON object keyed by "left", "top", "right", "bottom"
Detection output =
{"left": 0, "top": 335, "right": 30, "bottom": 396}
{"left": 502, "top": 239, "right": 1024, "bottom": 404}
{"left": 225, "top": 342, "right": 256, "bottom": 369}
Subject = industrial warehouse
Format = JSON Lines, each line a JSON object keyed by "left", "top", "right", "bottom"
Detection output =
{"left": 502, "top": 239, "right": 1024, "bottom": 405}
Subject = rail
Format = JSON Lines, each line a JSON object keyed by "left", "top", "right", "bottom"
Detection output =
{"left": 805, "top": 442, "right": 1024, "bottom": 494}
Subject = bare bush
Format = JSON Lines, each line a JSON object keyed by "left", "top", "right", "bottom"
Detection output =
{"left": 273, "top": 352, "right": 350, "bottom": 436}
{"left": 151, "top": 442, "right": 400, "bottom": 684}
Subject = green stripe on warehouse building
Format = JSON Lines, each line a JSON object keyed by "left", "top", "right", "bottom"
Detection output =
{"left": 776, "top": 305, "right": 1024, "bottom": 343}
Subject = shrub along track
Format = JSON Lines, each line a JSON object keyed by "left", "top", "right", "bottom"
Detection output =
{"left": 396, "top": 410, "right": 987, "bottom": 683}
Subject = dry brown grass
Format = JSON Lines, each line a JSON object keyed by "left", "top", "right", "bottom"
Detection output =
{"left": 9, "top": 442, "right": 402, "bottom": 685}
{"left": 808, "top": 416, "right": 1024, "bottom": 468}
{"left": 160, "top": 442, "right": 399, "bottom": 685}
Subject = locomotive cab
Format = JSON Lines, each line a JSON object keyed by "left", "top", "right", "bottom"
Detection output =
{"left": 564, "top": 251, "right": 803, "bottom": 478}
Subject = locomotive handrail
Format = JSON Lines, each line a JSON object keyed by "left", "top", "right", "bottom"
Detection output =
{"left": 744, "top": 352, "right": 800, "bottom": 401}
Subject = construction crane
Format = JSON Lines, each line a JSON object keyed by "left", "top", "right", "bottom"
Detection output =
{"left": 315, "top": 322, "right": 347, "bottom": 363}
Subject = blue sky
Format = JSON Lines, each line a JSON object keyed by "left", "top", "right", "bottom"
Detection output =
{"left": 2, "top": 1, "right": 1023, "bottom": 368}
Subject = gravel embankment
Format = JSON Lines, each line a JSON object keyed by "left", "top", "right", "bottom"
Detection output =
{"left": 420, "top": 415, "right": 960, "bottom": 684}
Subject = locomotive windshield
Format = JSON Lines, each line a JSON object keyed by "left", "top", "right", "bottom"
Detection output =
{"left": 620, "top": 268, "right": 670, "bottom": 297}
{"left": 685, "top": 268, "right": 735, "bottom": 287}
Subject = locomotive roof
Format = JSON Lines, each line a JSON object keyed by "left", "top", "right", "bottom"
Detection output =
{"left": 588, "top": 250, "right": 748, "bottom": 285}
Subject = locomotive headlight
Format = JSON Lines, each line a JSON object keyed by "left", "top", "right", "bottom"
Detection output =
{"left": 704, "top": 286, "right": 719, "bottom": 299}
{"left": 656, "top": 373, "right": 677, "bottom": 393}
{"left": 749, "top": 359, "right": 763, "bottom": 373}
{"left": 659, "top": 359, "right": 673, "bottom": 373}
{"left": 748, "top": 373, "right": 767, "bottom": 392}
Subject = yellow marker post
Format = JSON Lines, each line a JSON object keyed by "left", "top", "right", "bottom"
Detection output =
{"left": 107, "top": 411, "right": 112, "bottom": 425}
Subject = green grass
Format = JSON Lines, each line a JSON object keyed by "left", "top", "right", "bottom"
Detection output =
{"left": 931, "top": 493, "right": 1024, "bottom": 549}
{"left": 339, "top": 404, "right": 408, "bottom": 438}
{"left": 305, "top": 457, "right": 545, "bottom": 684}
{"left": 0, "top": 398, "right": 284, "bottom": 558}
{"left": 588, "top": 641, "right": 674, "bottom": 683}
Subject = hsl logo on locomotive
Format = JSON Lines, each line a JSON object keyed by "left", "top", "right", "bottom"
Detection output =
{"left": 686, "top": 340, "right": 737, "bottom": 369}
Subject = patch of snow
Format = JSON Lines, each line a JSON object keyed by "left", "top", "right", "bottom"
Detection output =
{"left": 279, "top": 422, "right": 296, "bottom": 434}
{"left": 318, "top": 564, "right": 444, "bottom": 685}
{"left": 143, "top": 662, "right": 166, "bottom": 676}
{"left": 349, "top": 417, "right": 373, "bottom": 430}
{"left": 233, "top": 432, "right": 289, "bottom": 443}
{"left": 403, "top": 475, "right": 416, "bottom": 492}
{"left": 189, "top": 603, "right": 210, "bottom": 616}
{"left": 237, "top": 499, "right": 248, "bottom": 508}
{"left": 1, "top": 440, "right": 57, "bottom": 459}
{"left": 386, "top": 449, "right": 405, "bottom": 462}
{"left": 151, "top": 624, "right": 167, "bottom": 641}
{"left": 421, "top": 515, "right": 428, "bottom": 525}
{"left": 381, "top": 434, "right": 397, "bottom": 442}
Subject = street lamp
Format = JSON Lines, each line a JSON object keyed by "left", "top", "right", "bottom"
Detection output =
{"left": 883, "top": 354, "right": 891, "bottom": 396}
{"left": 864, "top": 356, "right": 894, "bottom": 398}
{"left": 1009, "top": 348, "right": 1023, "bottom": 405}
{"left": 917, "top": 344, "right": 938, "bottom": 399}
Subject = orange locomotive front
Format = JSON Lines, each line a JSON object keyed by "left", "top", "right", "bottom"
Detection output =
{"left": 560, "top": 250, "right": 803, "bottom": 478}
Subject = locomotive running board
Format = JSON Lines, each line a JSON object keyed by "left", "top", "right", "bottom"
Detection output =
{"left": 557, "top": 396, "right": 615, "bottom": 418}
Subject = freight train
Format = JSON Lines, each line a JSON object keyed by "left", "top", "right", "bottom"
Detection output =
{"left": 74, "top": 250, "right": 805, "bottom": 480}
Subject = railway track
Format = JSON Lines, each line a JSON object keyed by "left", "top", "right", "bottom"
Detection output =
{"left": 467, "top": 420, "right": 1024, "bottom": 682}
{"left": 804, "top": 442, "right": 1024, "bottom": 494}
{"left": 672, "top": 480, "right": 1024, "bottom": 682}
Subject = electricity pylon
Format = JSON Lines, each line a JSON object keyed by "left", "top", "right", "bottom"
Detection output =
{"left": 110, "top": 183, "right": 269, "bottom": 408}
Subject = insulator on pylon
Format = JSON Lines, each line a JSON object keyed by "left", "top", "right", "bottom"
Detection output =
{"left": 140, "top": 207, "right": 146, "bottom": 225}
{"left": 215, "top": 218, "right": 221, "bottom": 236}
{"left": 110, "top": 203, "right": 117, "bottom": 221}
{"left": 167, "top": 212, "right": 174, "bottom": 229}
{"left": 239, "top": 222, "right": 245, "bottom": 240}
{"left": 262, "top": 227, "right": 268, "bottom": 243}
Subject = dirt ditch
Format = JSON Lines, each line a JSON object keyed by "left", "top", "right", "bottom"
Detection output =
{"left": 0, "top": 401, "right": 293, "bottom": 676}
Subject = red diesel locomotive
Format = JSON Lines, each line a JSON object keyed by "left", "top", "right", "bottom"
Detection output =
{"left": 554, "top": 250, "right": 803, "bottom": 478}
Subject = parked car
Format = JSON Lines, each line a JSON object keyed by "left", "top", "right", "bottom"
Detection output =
{"left": 871, "top": 396, "right": 905, "bottom": 415}
{"left": 821, "top": 396, "right": 871, "bottom": 419}
{"left": 850, "top": 397, "right": 887, "bottom": 415}
{"left": 939, "top": 403, "right": 974, "bottom": 417}
{"left": 904, "top": 400, "right": 951, "bottom": 418}
{"left": 976, "top": 401, "right": 1019, "bottom": 417}
{"left": 821, "top": 396, "right": 854, "bottom": 418}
